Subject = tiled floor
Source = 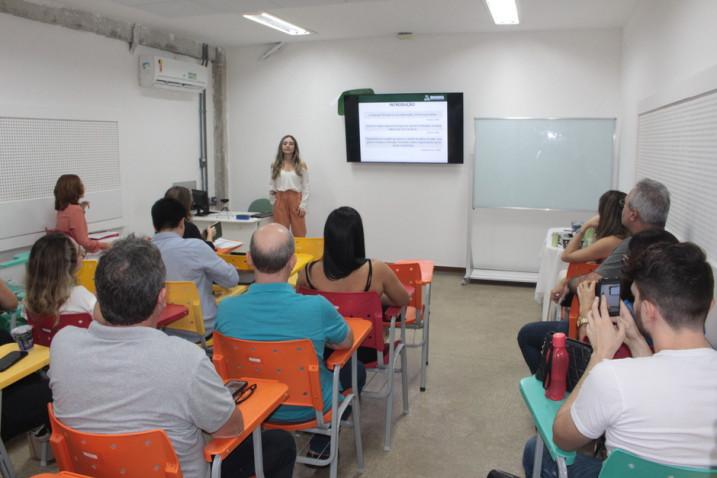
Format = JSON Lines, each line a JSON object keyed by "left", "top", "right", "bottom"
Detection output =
{"left": 6, "top": 271, "right": 540, "bottom": 477}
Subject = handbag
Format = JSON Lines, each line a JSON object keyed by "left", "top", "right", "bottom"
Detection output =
{"left": 535, "top": 331, "right": 593, "bottom": 392}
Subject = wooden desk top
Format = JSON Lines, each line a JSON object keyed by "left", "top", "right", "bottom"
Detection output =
{"left": 325, "top": 318, "right": 372, "bottom": 370}
{"left": 203, "top": 378, "right": 289, "bottom": 461}
{"left": 0, "top": 343, "right": 50, "bottom": 389}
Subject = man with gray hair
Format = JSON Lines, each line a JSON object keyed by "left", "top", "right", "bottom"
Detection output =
{"left": 50, "top": 237, "right": 295, "bottom": 478}
{"left": 517, "top": 178, "right": 671, "bottom": 373}
{"left": 570, "top": 177, "right": 670, "bottom": 287}
{"left": 216, "top": 223, "right": 365, "bottom": 460}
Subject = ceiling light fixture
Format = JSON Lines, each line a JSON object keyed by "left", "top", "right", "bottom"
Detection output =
{"left": 484, "top": 0, "right": 520, "bottom": 25}
{"left": 243, "top": 12, "right": 312, "bottom": 36}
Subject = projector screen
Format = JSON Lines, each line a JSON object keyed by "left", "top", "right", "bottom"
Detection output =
{"left": 344, "top": 93, "right": 463, "bottom": 164}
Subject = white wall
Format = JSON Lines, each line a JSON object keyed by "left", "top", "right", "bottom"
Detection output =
{"left": 620, "top": 0, "right": 717, "bottom": 346}
{"left": 618, "top": 0, "right": 717, "bottom": 189}
{"left": 226, "top": 29, "right": 622, "bottom": 267}
{"left": 0, "top": 13, "right": 210, "bottom": 257}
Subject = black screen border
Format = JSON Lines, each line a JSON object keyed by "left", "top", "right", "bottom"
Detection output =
{"left": 344, "top": 92, "right": 464, "bottom": 164}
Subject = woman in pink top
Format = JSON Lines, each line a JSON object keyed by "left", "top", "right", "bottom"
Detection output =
{"left": 54, "top": 174, "right": 110, "bottom": 252}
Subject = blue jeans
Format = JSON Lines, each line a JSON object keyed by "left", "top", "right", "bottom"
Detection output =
{"left": 522, "top": 435, "right": 602, "bottom": 478}
{"left": 517, "top": 321, "right": 569, "bottom": 374}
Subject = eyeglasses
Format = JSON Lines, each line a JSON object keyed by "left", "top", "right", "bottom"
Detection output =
{"left": 234, "top": 383, "right": 257, "bottom": 404}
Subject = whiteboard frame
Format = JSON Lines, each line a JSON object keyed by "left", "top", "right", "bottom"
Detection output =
{"left": 465, "top": 116, "right": 618, "bottom": 283}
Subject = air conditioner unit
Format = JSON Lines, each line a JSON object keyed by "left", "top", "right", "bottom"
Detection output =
{"left": 139, "top": 55, "right": 208, "bottom": 92}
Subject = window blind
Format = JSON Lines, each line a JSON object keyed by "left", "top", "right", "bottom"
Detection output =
{"left": 636, "top": 88, "right": 717, "bottom": 261}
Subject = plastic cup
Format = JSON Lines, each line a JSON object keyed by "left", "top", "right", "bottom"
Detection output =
{"left": 10, "top": 324, "right": 34, "bottom": 351}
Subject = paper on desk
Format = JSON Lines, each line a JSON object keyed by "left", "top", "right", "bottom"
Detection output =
{"left": 214, "top": 238, "right": 242, "bottom": 253}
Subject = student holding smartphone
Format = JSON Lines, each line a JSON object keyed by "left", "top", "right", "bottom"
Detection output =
{"left": 575, "top": 230, "right": 678, "bottom": 341}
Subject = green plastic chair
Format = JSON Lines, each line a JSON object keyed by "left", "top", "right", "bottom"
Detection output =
{"left": 599, "top": 450, "right": 717, "bottom": 477}
{"left": 248, "top": 198, "right": 272, "bottom": 214}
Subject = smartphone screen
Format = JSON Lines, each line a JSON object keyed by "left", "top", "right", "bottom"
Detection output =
{"left": 598, "top": 280, "right": 621, "bottom": 316}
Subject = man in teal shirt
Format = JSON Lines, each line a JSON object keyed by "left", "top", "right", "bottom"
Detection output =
{"left": 216, "top": 223, "right": 365, "bottom": 456}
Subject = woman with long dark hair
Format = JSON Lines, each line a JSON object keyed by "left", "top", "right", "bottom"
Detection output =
{"left": 550, "top": 190, "right": 628, "bottom": 302}
{"left": 297, "top": 206, "right": 409, "bottom": 307}
{"left": 269, "top": 135, "right": 310, "bottom": 237}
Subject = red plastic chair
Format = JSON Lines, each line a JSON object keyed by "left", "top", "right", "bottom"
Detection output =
{"left": 213, "top": 333, "right": 363, "bottom": 478}
{"left": 26, "top": 312, "right": 93, "bottom": 347}
{"left": 297, "top": 288, "right": 408, "bottom": 450}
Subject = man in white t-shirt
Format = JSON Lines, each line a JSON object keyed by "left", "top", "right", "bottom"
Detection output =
{"left": 523, "top": 241, "right": 717, "bottom": 477}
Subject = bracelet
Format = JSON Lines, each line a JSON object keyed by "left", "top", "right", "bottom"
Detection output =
{"left": 577, "top": 316, "right": 590, "bottom": 328}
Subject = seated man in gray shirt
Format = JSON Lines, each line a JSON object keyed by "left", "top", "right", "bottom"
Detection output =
{"left": 49, "top": 237, "right": 295, "bottom": 478}
{"left": 151, "top": 197, "right": 239, "bottom": 335}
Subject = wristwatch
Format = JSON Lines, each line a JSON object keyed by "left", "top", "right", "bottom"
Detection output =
{"left": 577, "top": 316, "right": 590, "bottom": 328}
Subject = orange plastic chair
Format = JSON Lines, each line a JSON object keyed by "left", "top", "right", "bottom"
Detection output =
{"left": 294, "top": 237, "right": 324, "bottom": 260}
{"left": 75, "top": 259, "right": 98, "bottom": 294}
{"left": 164, "top": 281, "right": 207, "bottom": 348}
{"left": 26, "top": 312, "right": 93, "bottom": 347}
{"left": 297, "top": 288, "right": 408, "bottom": 450}
{"left": 48, "top": 404, "right": 182, "bottom": 477}
{"left": 388, "top": 262, "right": 430, "bottom": 391}
{"left": 213, "top": 333, "right": 363, "bottom": 478}
{"left": 563, "top": 262, "right": 599, "bottom": 338}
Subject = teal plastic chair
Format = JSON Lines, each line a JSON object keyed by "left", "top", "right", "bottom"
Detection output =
{"left": 248, "top": 198, "right": 272, "bottom": 214}
{"left": 599, "top": 450, "right": 717, "bottom": 477}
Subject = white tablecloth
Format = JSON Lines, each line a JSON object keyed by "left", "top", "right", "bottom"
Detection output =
{"left": 534, "top": 227, "right": 571, "bottom": 321}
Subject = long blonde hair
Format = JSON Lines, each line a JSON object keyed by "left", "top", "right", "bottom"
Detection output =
{"left": 271, "top": 134, "right": 306, "bottom": 180}
{"left": 25, "top": 233, "right": 79, "bottom": 316}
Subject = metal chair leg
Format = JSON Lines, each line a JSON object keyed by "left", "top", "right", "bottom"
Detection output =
{"left": 351, "top": 356, "right": 364, "bottom": 471}
{"left": 383, "top": 361, "right": 395, "bottom": 451}
{"left": 400, "top": 344, "right": 409, "bottom": 415}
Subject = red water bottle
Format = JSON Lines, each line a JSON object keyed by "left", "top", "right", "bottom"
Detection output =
{"left": 546, "top": 333, "right": 569, "bottom": 400}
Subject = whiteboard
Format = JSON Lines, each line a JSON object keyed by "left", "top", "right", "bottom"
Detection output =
{"left": 473, "top": 118, "right": 615, "bottom": 210}
{"left": 0, "top": 116, "right": 123, "bottom": 251}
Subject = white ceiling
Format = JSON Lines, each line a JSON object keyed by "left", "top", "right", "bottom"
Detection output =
{"left": 35, "top": 0, "right": 638, "bottom": 47}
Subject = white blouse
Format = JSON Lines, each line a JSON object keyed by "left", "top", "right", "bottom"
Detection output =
{"left": 270, "top": 169, "right": 310, "bottom": 210}
{"left": 58, "top": 285, "right": 97, "bottom": 315}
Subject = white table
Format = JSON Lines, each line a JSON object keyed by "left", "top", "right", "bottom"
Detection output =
{"left": 534, "top": 227, "right": 571, "bottom": 321}
{"left": 192, "top": 211, "right": 272, "bottom": 247}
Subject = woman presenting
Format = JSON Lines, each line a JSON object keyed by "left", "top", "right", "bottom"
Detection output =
{"left": 269, "top": 134, "right": 309, "bottom": 237}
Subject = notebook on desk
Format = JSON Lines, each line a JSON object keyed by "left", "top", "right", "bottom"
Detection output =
{"left": 214, "top": 238, "right": 242, "bottom": 254}
{"left": 250, "top": 212, "right": 272, "bottom": 218}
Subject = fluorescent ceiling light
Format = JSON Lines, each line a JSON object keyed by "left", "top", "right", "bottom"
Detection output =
{"left": 243, "top": 12, "right": 312, "bottom": 36}
{"left": 484, "top": 0, "right": 520, "bottom": 25}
